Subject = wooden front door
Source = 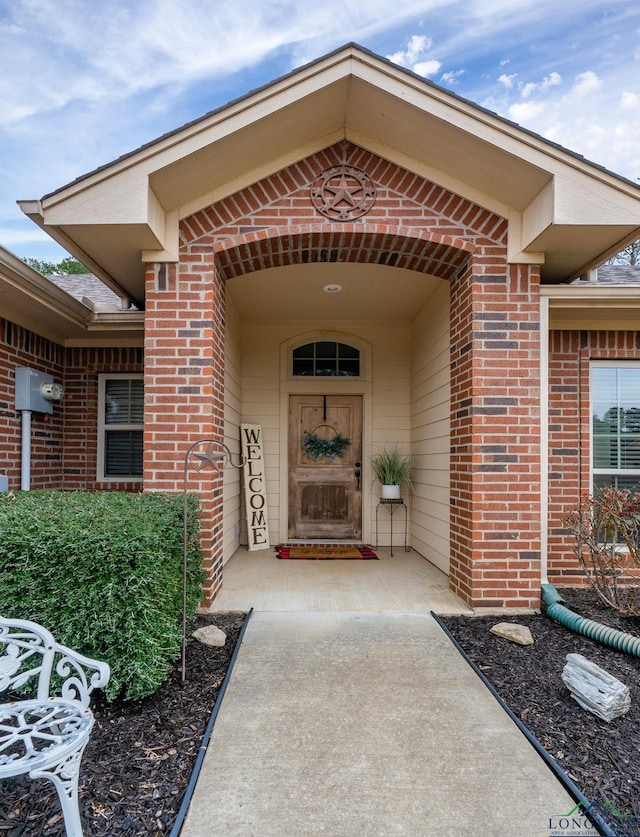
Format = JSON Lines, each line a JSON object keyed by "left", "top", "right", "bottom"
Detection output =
{"left": 288, "top": 395, "right": 363, "bottom": 539}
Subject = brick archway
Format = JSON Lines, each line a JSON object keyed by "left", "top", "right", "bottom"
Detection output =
{"left": 212, "top": 224, "right": 474, "bottom": 283}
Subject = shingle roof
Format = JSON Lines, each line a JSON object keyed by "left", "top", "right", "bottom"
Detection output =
{"left": 581, "top": 265, "right": 640, "bottom": 285}
{"left": 601, "top": 264, "right": 640, "bottom": 284}
{"left": 46, "top": 273, "right": 136, "bottom": 309}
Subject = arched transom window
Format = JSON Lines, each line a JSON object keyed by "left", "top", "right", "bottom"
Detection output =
{"left": 292, "top": 341, "right": 360, "bottom": 377}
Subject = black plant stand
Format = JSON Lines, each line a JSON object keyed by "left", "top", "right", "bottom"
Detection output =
{"left": 375, "top": 498, "right": 410, "bottom": 557}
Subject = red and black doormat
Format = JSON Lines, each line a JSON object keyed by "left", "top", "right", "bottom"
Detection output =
{"left": 275, "top": 544, "right": 378, "bottom": 560}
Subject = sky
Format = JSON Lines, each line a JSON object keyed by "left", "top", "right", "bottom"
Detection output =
{"left": 1, "top": 0, "right": 639, "bottom": 263}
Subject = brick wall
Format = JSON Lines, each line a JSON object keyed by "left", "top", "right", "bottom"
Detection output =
{"left": 547, "top": 329, "right": 640, "bottom": 585}
{"left": 0, "top": 316, "right": 143, "bottom": 492}
{"left": 63, "top": 346, "right": 143, "bottom": 491}
{"left": 143, "top": 259, "right": 225, "bottom": 603}
{"left": 450, "top": 262, "right": 542, "bottom": 609}
{"left": 0, "top": 318, "right": 64, "bottom": 491}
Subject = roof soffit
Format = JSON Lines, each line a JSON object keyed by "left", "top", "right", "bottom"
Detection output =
{"left": 23, "top": 44, "right": 640, "bottom": 300}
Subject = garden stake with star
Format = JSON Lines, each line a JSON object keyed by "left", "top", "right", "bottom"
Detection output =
{"left": 182, "top": 440, "right": 245, "bottom": 681}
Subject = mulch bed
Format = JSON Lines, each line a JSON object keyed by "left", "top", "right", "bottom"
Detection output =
{"left": 440, "top": 588, "right": 640, "bottom": 836}
{"left": 3, "top": 593, "right": 640, "bottom": 835}
{"left": 0, "top": 612, "right": 247, "bottom": 836}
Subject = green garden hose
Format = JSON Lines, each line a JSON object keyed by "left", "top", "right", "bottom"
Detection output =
{"left": 542, "top": 583, "right": 640, "bottom": 657}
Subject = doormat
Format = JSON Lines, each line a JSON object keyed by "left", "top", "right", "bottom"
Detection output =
{"left": 275, "top": 544, "right": 378, "bottom": 560}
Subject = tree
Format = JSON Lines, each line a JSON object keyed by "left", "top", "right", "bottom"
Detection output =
{"left": 607, "top": 239, "right": 640, "bottom": 266}
{"left": 57, "top": 256, "right": 89, "bottom": 274}
{"left": 23, "top": 256, "right": 89, "bottom": 275}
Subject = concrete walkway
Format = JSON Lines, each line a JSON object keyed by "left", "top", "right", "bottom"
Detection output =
{"left": 180, "top": 612, "right": 579, "bottom": 836}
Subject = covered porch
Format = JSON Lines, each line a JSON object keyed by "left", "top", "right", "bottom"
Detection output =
{"left": 222, "top": 259, "right": 452, "bottom": 572}
{"left": 206, "top": 546, "right": 473, "bottom": 614}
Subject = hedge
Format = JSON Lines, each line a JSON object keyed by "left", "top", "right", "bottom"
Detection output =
{"left": 0, "top": 491, "right": 205, "bottom": 702}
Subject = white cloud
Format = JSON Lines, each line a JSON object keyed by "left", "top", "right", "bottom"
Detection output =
{"left": 414, "top": 60, "right": 442, "bottom": 78}
{"left": 498, "top": 73, "right": 517, "bottom": 89}
{"left": 571, "top": 70, "right": 603, "bottom": 99}
{"left": 520, "top": 72, "right": 561, "bottom": 99}
{"left": 545, "top": 72, "right": 562, "bottom": 89}
{"left": 440, "top": 69, "right": 465, "bottom": 86}
{"left": 386, "top": 34, "right": 433, "bottom": 67}
{"left": 508, "top": 100, "right": 546, "bottom": 122}
{"left": 620, "top": 91, "right": 639, "bottom": 110}
{"left": 386, "top": 32, "right": 442, "bottom": 79}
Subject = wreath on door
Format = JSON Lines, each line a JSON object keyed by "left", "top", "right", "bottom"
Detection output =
{"left": 301, "top": 426, "right": 351, "bottom": 461}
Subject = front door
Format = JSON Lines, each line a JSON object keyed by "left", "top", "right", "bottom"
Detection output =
{"left": 288, "top": 395, "right": 362, "bottom": 539}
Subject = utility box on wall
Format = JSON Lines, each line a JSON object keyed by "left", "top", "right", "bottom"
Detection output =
{"left": 14, "top": 367, "right": 63, "bottom": 414}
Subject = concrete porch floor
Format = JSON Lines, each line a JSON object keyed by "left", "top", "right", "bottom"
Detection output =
{"left": 204, "top": 546, "right": 473, "bottom": 614}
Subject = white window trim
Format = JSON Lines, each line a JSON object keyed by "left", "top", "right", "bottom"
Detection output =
{"left": 97, "top": 373, "right": 143, "bottom": 482}
{"left": 591, "top": 360, "right": 640, "bottom": 490}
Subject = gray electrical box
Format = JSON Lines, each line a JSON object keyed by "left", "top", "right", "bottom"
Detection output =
{"left": 15, "top": 367, "right": 55, "bottom": 414}
{"left": 0, "top": 474, "right": 7, "bottom": 493}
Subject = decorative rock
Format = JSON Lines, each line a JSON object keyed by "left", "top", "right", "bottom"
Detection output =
{"left": 489, "top": 622, "right": 534, "bottom": 646}
{"left": 193, "top": 625, "right": 227, "bottom": 647}
{"left": 562, "top": 653, "right": 630, "bottom": 722}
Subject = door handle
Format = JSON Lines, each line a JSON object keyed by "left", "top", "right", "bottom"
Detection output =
{"left": 354, "top": 463, "right": 361, "bottom": 492}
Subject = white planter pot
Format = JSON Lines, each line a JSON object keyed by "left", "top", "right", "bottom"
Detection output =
{"left": 381, "top": 484, "right": 401, "bottom": 499}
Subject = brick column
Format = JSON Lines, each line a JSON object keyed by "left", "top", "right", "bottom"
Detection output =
{"left": 143, "top": 250, "right": 226, "bottom": 604}
{"left": 450, "top": 259, "right": 542, "bottom": 609}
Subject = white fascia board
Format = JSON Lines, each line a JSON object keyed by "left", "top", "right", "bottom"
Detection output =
{"left": 541, "top": 286, "right": 640, "bottom": 305}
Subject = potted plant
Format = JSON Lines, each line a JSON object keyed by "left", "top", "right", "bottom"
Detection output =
{"left": 370, "top": 446, "right": 413, "bottom": 499}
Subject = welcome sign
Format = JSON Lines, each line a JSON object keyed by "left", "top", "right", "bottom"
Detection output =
{"left": 240, "top": 424, "right": 270, "bottom": 550}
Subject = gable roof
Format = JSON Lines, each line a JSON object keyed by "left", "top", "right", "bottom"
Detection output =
{"left": 19, "top": 43, "right": 640, "bottom": 307}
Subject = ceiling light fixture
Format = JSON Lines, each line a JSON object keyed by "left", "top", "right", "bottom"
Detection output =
{"left": 323, "top": 284, "right": 342, "bottom": 293}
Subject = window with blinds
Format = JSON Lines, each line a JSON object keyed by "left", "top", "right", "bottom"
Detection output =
{"left": 592, "top": 364, "right": 640, "bottom": 493}
{"left": 98, "top": 375, "right": 143, "bottom": 480}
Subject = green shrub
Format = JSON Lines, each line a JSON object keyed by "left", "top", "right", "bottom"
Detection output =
{"left": 0, "top": 491, "right": 205, "bottom": 702}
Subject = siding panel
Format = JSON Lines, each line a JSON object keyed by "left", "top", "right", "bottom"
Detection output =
{"left": 411, "top": 281, "right": 450, "bottom": 573}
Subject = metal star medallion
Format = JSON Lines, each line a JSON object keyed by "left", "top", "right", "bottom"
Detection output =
{"left": 192, "top": 444, "right": 227, "bottom": 472}
{"left": 311, "top": 165, "right": 376, "bottom": 221}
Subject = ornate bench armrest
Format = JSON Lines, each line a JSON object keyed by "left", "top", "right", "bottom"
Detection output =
{"left": 53, "top": 643, "right": 111, "bottom": 707}
{"left": 1, "top": 617, "right": 110, "bottom": 707}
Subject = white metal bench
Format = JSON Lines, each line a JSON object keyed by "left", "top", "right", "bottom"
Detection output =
{"left": 0, "top": 616, "right": 110, "bottom": 837}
